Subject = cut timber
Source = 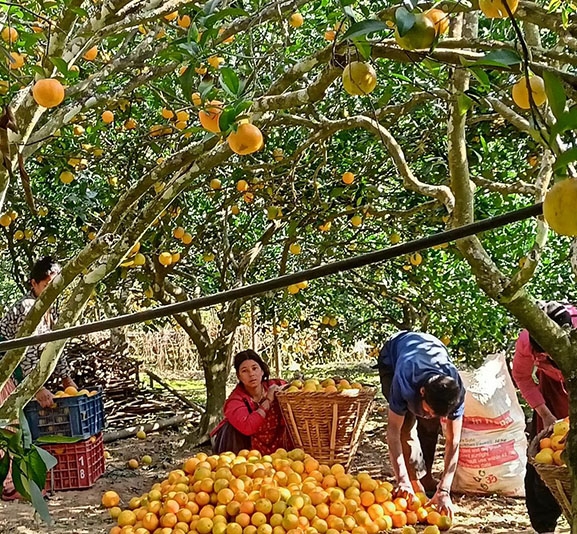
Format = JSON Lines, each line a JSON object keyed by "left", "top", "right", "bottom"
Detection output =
{"left": 144, "top": 369, "right": 205, "bottom": 414}
{"left": 103, "top": 413, "right": 196, "bottom": 443}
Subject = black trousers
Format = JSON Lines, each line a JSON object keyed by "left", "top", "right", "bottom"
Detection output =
{"left": 525, "top": 414, "right": 562, "bottom": 533}
{"left": 379, "top": 366, "right": 441, "bottom": 482}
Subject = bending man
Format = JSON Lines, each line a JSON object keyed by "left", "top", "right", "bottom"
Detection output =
{"left": 378, "top": 330, "right": 465, "bottom": 517}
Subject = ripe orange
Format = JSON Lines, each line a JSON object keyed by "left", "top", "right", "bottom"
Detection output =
{"left": 102, "top": 490, "right": 120, "bottom": 508}
{"left": 543, "top": 178, "right": 577, "bottom": 236}
{"left": 289, "top": 13, "right": 304, "bottom": 28}
{"left": 511, "top": 75, "right": 547, "bottom": 109}
{"left": 425, "top": 9, "right": 449, "bottom": 35}
{"left": 117, "top": 510, "right": 137, "bottom": 527}
{"left": 83, "top": 46, "right": 98, "bottom": 61}
{"left": 227, "top": 123, "right": 264, "bottom": 156}
{"left": 199, "top": 100, "right": 223, "bottom": 133}
{"left": 391, "top": 510, "right": 407, "bottom": 528}
{"left": 394, "top": 14, "right": 436, "bottom": 50}
{"left": 102, "top": 110, "right": 114, "bottom": 123}
{"left": 342, "top": 171, "right": 355, "bottom": 185}
{"left": 33, "top": 78, "right": 66, "bottom": 109}
{"left": 8, "top": 52, "right": 25, "bottom": 69}
{"left": 142, "top": 512, "right": 159, "bottom": 531}
{"left": 342, "top": 62, "right": 377, "bottom": 96}
{"left": 479, "top": 0, "right": 519, "bottom": 18}
{"left": 1, "top": 27, "right": 18, "bottom": 43}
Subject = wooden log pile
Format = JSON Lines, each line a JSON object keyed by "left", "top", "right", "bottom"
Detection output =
{"left": 53, "top": 337, "right": 204, "bottom": 432}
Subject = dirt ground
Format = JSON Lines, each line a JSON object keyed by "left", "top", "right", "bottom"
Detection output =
{"left": 0, "top": 400, "right": 569, "bottom": 534}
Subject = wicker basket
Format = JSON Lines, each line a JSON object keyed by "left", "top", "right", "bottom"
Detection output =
{"left": 276, "top": 386, "right": 376, "bottom": 469}
{"left": 528, "top": 426, "right": 572, "bottom": 522}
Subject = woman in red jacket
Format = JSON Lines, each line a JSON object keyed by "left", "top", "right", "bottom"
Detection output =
{"left": 211, "top": 350, "right": 293, "bottom": 455}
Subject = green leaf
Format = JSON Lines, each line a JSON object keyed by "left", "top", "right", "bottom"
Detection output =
{"left": 29, "top": 480, "right": 53, "bottom": 526}
{"left": 551, "top": 105, "right": 577, "bottom": 137}
{"left": 50, "top": 57, "right": 69, "bottom": 75}
{"left": 219, "top": 67, "right": 240, "bottom": 97}
{"left": 69, "top": 6, "right": 88, "bottom": 17}
{"left": 35, "top": 435, "right": 83, "bottom": 444}
{"left": 395, "top": 7, "right": 415, "bottom": 37}
{"left": 202, "top": 8, "right": 248, "bottom": 29}
{"left": 553, "top": 147, "right": 577, "bottom": 172}
{"left": 466, "top": 50, "right": 521, "bottom": 68}
{"left": 469, "top": 67, "right": 490, "bottom": 89}
{"left": 203, "top": 0, "right": 220, "bottom": 16}
{"left": 234, "top": 100, "right": 253, "bottom": 115}
{"left": 199, "top": 79, "right": 214, "bottom": 98}
{"left": 457, "top": 94, "right": 473, "bottom": 115}
{"left": 33, "top": 445, "right": 56, "bottom": 471}
{"left": 341, "top": 20, "right": 387, "bottom": 41}
{"left": 26, "top": 447, "right": 48, "bottom": 489}
{"left": 11, "top": 459, "right": 31, "bottom": 500}
{"left": 219, "top": 106, "right": 238, "bottom": 132}
{"left": 352, "top": 36, "right": 372, "bottom": 61}
{"left": 19, "top": 409, "right": 32, "bottom": 450}
{"left": 543, "top": 71, "right": 566, "bottom": 119}
{"left": 179, "top": 65, "right": 196, "bottom": 101}
{"left": 340, "top": 0, "right": 356, "bottom": 7}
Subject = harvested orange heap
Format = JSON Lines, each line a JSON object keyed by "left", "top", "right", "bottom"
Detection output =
{"left": 535, "top": 418, "right": 569, "bottom": 466}
{"left": 103, "top": 448, "right": 452, "bottom": 534}
{"left": 283, "top": 378, "right": 364, "bottom": 394}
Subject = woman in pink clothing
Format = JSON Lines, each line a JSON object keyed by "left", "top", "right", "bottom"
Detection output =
{"left": 211, "top": 350, "right": 293, "bottom": 455}
{"left": 512, "top": 301, "right": 577, "bottom": 534}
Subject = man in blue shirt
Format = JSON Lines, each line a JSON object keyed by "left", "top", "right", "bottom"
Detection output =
{"left": 378, "top": 331, "right": 465, "bottom": 517}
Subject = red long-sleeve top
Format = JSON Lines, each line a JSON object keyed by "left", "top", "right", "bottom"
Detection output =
{"left": 212, "top": 378, "right": 292, "bottom": 455}
{"left": 512, "top": 305, "right": 577, "bottom": 409}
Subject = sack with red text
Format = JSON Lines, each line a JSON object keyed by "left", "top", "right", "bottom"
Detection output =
{"left": 452, "top": 352, "right": 526, "bottom": 496}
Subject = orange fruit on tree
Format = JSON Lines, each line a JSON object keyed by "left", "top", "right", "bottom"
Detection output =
{"left": 511, "top": 75, "right": 547, "bottom": 109}
{"left": 479, "top": 0, "right": 519, "bottom": 18}
{"left": 394, "top": 13, "right": 436, "bottom": 50}
{"left": 227, "top": 123, "right": 264, "bottom": 155}
{"left": 1, "top": 27, "right": 18, "bottom": 43}
{"left": 83, "top": 46, "right": 98, "bottom": 61}
{"left": 102, "top": 490, "right": 120, "bottom": 508}
{"left": 289, "top": 13, "right": 304, "bottom": 28}
{"left": 102, "top": 110, "right": 114, "bottom": 123}
{"left": 178, "top": 15, "right": 191, "bottom": 28}
{"left": 342, "top": 172, "right": 354, "bottom": 185}
{"left": 425, "top": 9, "right": 449, "bottom": 36}
{"left": 342, "top": 61, "right": 377, "bottom": 96}
{"left": 199, "top": 100, "right": 223, "bottom": 133}
{"left": 8, "top": 52, "right": 25, "bottom": 69}
{"left": 543, "top": 178, "right": 577, "bottom": 236}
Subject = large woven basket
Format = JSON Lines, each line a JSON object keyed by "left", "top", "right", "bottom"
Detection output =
{"left": 276, "top": 386, "right": 376, "bottom": 469}
{"left": 528, "top": 426, "right": 572, "bottom": 522}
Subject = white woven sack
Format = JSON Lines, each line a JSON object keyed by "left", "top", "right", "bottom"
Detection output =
{"left": 452, "top": 352, "right": 526, "bottom": 496}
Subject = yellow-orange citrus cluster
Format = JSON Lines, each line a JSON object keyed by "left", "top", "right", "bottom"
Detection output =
{"left": 104, "top": 448, "right": 450, "bottom": 534}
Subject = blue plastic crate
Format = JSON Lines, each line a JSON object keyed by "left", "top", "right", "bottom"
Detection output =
{"left": 24, "top": 389, "right": 105, "bottom": 440}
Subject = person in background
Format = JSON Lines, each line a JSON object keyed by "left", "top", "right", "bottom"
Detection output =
{"left": 0, "top": 256, "right": 77, "bottom": 407}
{"left": 512, "top": 300, "right": 577, "bottom": 534}
{"left": 211, "top": 349, "right": 292, "bottom": 455}
{"left": 0, "top": 256, "right": 77, "bottom": 501}
{"left": 378, "top": 330, "right": 465, "bottom": 518}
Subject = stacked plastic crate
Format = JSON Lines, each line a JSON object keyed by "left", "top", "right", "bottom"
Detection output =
{"left": 25, "top": 389, "right": 105, "bottom": 491}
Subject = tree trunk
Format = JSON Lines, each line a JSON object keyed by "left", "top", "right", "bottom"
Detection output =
{"left": 185, "top": 345, "right": 232, "bottom": 445}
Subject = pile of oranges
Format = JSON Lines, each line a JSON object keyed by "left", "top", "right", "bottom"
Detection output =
{"left": 282, "top": 378, "right": 364, "bottom": 394}
{"left": 535, "top": 418, "right": 569, "bottom": 466}
{"left": 102, "top": 448, "right": 452, "bottom": 534}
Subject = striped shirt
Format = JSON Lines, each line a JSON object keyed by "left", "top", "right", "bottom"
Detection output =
{"left": 0, "top": 293, "right": 70, "bottom": 384}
